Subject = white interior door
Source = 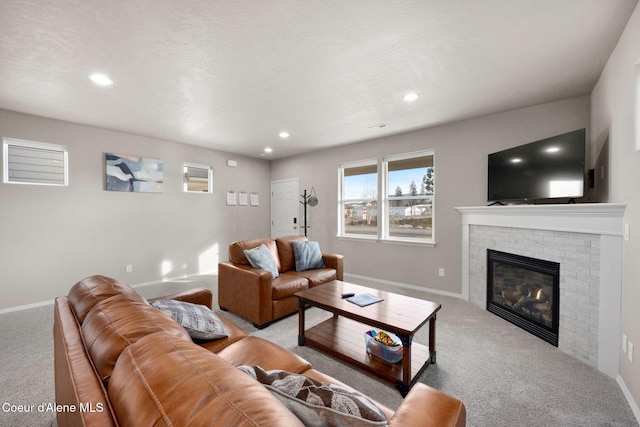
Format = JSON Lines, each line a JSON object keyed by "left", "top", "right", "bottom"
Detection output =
{"left": 271, "top": 178, "right": 300, "bottom": 238}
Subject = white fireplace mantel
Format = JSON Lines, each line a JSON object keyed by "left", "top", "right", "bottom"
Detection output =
{"left": 455, "top": 203, "right": 626, "bottom": 378}
{"left": 455, "top": 203, "right": 627, "bottom": 236}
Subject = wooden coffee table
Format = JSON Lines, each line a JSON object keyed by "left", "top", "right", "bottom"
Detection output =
{"left": 295, "top": 280, "right": 441, "bottom": 396}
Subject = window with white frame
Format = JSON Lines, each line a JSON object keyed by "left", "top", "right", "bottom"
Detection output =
{"left": 2, "top": 137, "right": 69, "bottom": 186}
{"left": 383, "top": 151, "right": 434, "bottom": 242}
{"left": 339, "top": 160, "right": 378, "bottom": 237}
{"left": 183, "top": 162, "right": 212, "bottom": 193}
{"left": 338, "top": 150, "right": 435, "bottom": 244}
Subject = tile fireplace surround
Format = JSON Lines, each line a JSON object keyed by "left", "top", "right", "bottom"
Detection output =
{"left": 455, "top": 203, "right": 626, "bottom": 378}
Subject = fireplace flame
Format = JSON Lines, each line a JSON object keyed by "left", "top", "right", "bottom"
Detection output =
{"left": 526, "top": 287, "right": 544, "bottom": 300}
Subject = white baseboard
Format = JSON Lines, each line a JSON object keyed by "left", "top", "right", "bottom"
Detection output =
{"left": 0, "top": 271, "right": 219, "bottom": 315}
{"left": 617, "top": 375, "right": 640, "bottom": 424}
{"left": 129, "top": 270, "right": 218, "bottom": 290}
{"left": 343, "top": 272, "right": 465, "bottom": 299}
{"left": 0, "top": 299, "right": 55, "bottom": 314}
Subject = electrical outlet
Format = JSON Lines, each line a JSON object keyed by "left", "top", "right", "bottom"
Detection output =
{"left": 623, "top": 334, "right": 628, "bottom": 353}
{"left": 629, "top": 341, "right": 634, "bottom": 363}
{"left": 438, "top": 268, "right": 445, "bottom": 277}
{"left": 125, "top": 264, "right": 133, "bottom": 273}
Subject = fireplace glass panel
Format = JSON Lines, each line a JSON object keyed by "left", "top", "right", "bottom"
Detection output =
{"left": 487, "top": 250, "right": 559, "bottom": 346}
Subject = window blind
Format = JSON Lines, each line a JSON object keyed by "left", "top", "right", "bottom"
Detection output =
{"left": 3, "top": 138, "right": 68, "bottom": 186}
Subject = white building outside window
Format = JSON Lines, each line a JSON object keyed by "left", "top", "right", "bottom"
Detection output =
{"left": 338, "top": 150, "right": 435, "bottom": 245}
{"left": 383, "top": 150, "right": 435, "bottom": 244}
{"left": 338, "top": 160, "right": 378, "bottom": 239}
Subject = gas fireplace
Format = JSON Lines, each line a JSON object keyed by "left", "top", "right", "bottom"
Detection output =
{"left": 487, "top": 249, "right": 559, "bottom": 346}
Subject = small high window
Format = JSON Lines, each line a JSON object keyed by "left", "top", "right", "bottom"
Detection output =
{"left": 183, "top": 162, "right": 212, "bottom": 193}
{"left": 2, "top": 137, "right": 69, "bottom": 186}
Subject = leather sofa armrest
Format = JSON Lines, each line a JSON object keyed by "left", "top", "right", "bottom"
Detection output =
{"left": 54, "top": 297, "right": 118, "bottom": 427}
{"left": 148, "top": 287, "right": 213, "bottom": 309}
{"left": 218, "top": 262, "right": 274, "bottom": 326}
{"left": 389, "top": 384, "right": 466, "bottom": 427}
{"left": 322, "top": 253, "right": 344, "bottom": 281}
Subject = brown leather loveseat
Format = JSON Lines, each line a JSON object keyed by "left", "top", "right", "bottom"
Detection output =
{"left": 218, "top": 235, "right": 344, "bottom": 328}
{"left": 54, "top": 275, "right": 466, "bottom": 426}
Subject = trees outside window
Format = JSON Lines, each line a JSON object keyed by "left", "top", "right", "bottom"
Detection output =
{"left": 385, "top": 151, "right": 434, "bottom": 241}
{"left": 339, "top": 150, "right": 435, "bottom": 244}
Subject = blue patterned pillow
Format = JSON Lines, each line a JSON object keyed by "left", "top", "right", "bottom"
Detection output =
{"left": 243, "top": 244, "right": 279, "bottom": 278}
{"left": 150, "top": 299, "right": 229, "bottom": 340}
{"left": 292, "top": 240, "right": 325, "bottom": 272}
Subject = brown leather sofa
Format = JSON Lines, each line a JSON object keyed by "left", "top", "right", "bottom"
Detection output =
{"left": 54, "top": 275, "right": 466, "bottom": 427}
{"left": 218, "top": 235, "right": 344, "bottom": 328}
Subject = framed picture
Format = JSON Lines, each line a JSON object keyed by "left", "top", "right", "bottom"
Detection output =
{"left": 238, "top": 191, "right": 248, "bottom": 206}
{"left": 106, "top": 153, "right": 164, "bottom": 192}
{"left": 226, "top": 191, "right": 237, "bottom": 205}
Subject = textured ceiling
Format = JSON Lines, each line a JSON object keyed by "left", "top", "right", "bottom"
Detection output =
{"left": 0, "top": 0, "right": 637, "bottom": 159}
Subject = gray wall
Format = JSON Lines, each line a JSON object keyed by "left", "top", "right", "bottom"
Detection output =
{"left": 0, "top": 109, "right": 272, "bottom": 309}
{"left": 0, "top": 97, "right": 592, "bottom": 308}
{"left": 591, "top": 2, "right": 640, "bottom": 411}
{"left": 271, "top": 96, "right": 590, "bottom": 295}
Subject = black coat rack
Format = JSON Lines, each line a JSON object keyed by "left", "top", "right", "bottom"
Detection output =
{"left": 299, "top": 187, "right": 318, "bottom": 237}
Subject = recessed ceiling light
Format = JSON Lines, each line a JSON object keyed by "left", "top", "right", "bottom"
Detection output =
{"left": 403, "top": 92, "right": 419, "bottom": 102}
{"left": 89, "top": 73, "right": 114, "bottom": 86}
{"left": 264, "top": 147, "right": 273, "bottom": 154}
{"left": 279, "top": 131, "right": 290, "bottom": 139}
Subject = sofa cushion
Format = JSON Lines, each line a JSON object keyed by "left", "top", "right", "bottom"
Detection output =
{"left": 244, "top": 243, "right": 280, "bottom": 278}
{"left": 292, "top": 240, "right": 326, "bottom": 272}
{"left": 238, "top": 365, "right": 388, "bottom": 427}
{"left": 272, "top": 273, "right": 309, "bottom": 299}
{"left": 197, "top": 313, "right": 249, "bottom": 353}
{"left": 290, "top": 268, "right": 337, "bottom": 287}
{"left": 68, "top": 275, "right": 148, "bottom": 323}
{"left": 81, "top": 294, "right": 190, "bottom": 382}
{"left": 276, "top": 235, "right": 308, "bottom": 272}
{"left": 216, "top": 336, "right": 312, "bottom": 374}
{"left": 229, "top": 238, "right": 281, "bottom": 270}
{"left": 108, "top": 332, "right": 304, "bottom": 426}
{"left": 149, "top": 299, "right": 229, "bottom": 340}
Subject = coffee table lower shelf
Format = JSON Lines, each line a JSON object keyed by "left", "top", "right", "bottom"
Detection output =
{"left": 299, "top": 316, "right": 433, "bottom": 394}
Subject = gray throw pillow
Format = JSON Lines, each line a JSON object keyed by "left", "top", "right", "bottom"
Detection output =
{"left": 243, "top": 243, "right": 279, "bottom": 278}
{"left": 150, "top": 299, "right": 228, "bottom": 340}
{"left": 238, "top": 365, "right": 388, "bottom": 427}
{"left": 291, "top": 240, "right": 326, "bottom": 272}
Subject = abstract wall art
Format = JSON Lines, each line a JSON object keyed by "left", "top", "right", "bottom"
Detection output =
{"left": 105, "top": 153, "right": 164, "bottom": 192}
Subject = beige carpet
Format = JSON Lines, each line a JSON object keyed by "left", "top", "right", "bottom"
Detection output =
{"left": 0, "top": 274, "right": 637, "bottom": 426}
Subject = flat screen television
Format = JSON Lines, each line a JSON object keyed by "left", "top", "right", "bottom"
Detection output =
{"left": 487, "top": 129, "right": 586, "bottom": 203}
